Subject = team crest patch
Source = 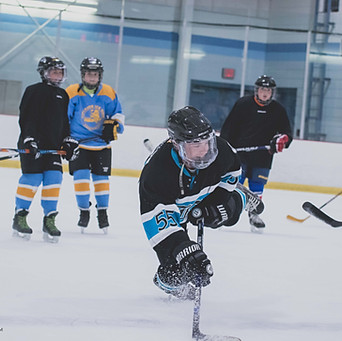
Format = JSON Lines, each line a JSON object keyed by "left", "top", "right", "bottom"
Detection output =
{"left": 82, "top": 105, "right": 105, "bottom": 130}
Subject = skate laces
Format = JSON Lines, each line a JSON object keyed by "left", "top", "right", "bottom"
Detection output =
{"left": 236, "top": 183, "right": 263, "bottom": 214}
{"left": 18, "top": 215, "right": 30, "bottom": 229}
{"left": 245, "top": 195, "right": 260, "bottom": 213}
{"left": 45, "top": 215, "right": 58, "bottom": 232}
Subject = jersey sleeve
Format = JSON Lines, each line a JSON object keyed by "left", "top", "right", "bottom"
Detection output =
{"left": 216, "top": 137, "right": 242, "bottom": 192}
{"left": 101, "top": 84, "right": 125, "bottom": 134}
{"left": 220, "top": 99, "right": 243, "bottom": 145}
{"left": 19, "top": 86, "right": 41, "bottom": 139}
{"left": 139, "top": 148, "right": 185, "bottom": 249}
{"left": 276, "top": 104, "right": 293, "bottom": 148}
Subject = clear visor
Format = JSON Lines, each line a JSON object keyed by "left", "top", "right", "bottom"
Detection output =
{"left": 44, "top": 67, "right": 66, "bottom": 87}
{"left": 254, "top": 86, "right": 275, "bottom": 105}
{"left": 178, "top": 131, "right": 218, "bottom": 170}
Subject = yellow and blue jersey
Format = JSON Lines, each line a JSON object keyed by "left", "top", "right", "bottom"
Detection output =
{"left": 66, "top": 83, "right": 124, "bottom": 150}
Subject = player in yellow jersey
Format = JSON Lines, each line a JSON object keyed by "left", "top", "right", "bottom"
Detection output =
{"left": 66, "top": 57, "right": 125, "bottom": 233}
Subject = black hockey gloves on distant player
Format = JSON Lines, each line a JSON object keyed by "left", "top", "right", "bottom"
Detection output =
{"left": 23, "top": 137, "right": 40, "bottom": 159}
{"left": 269, "top": 133, "right": 289, "bottom": 154}
{"left": 102, "top": 119, "right": 120, "bottom": 142}
{"left": 172, "top": 240, "right": 213, "bottom": 287}
{"left": 188, "top": 187, "right": 243, "bottom": 228}
{"left": 61, "top": 136, "right": 79, "bottom": 161}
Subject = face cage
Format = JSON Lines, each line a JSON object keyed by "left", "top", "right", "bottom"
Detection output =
{"left": 81, "top": 69, "right": 103, "bottom": 90}
{"left": 43, "top": 67, "right": 66, "bottom": 87}
{"left": 254, "top": 86, "right": 275, "bottom": 106}
{"left": 177, "top": 132, "right": 218, "bottom": 170}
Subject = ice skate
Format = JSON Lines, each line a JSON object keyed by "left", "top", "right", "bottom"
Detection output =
{"left": 12, "top": 210, "right": 33, "bottom": 240}
{"left": 42, "top": 212, "right": 61, "bottom": 243}
{"left": 78, "top": 209, "right": 90, "bottom": 234}
{"left": 97, "top": 209, "right": 109, "bottom": 234}
{"left": 249, "top": 212, "right": 265, "bottom": 234}
{"left": 153, "top": 273, "right": 196, "bottom": 301}
{"left": 236, "top": 182, "right": 264, "bottom": 214}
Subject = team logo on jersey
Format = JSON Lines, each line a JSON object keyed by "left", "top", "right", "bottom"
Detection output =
{"left": 81, "top": 105, "right": 105, "bottom": 130}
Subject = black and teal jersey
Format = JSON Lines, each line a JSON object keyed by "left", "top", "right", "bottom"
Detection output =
{"left": 139, "top": 136, "right": 241, "bottom": 249}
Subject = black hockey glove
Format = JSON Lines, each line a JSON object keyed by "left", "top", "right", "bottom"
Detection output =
{"left": 61, "top": 137, "right": 79, "bottom": 161}
{"left": 172, "top": 240, "right": 213, "bottom": 287}
{"left": 23, "top": 137, "right": 40, "bottom": 159}
{"left": 189, "top": 188, "right": 231, "bottom": 229}
{"left": 269, "top": 133, "right": 289, "bottom": 154}
{"left": 102, "top": 119, "right": 119, "bottom": 143}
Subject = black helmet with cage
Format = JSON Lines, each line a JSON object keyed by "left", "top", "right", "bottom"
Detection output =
{"left": 37, "top": 56, "right": 66, "bottom": 87}
{"left": 167, "top": 106, "right": 218, "bottom": 170}
{"left": 80, "top": 57, "right": 104, "bottom": 89}
{"left": 254, "top": 75, "right": 276, "bottom": 106}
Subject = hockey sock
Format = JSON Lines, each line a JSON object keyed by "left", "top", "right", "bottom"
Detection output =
{"left": 73, "top": 169, "right": 91, "bottom": 210}
{"left": 41, "top": 170, "right": 62, "bottom": 216}
{"left": 15, "top": 173, "right": 42, "bottom": 211}
{"left": 92, "top": 174, "right": 109, "bottom": 209}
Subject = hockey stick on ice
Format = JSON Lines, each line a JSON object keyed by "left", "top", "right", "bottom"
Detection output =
{"left": 192, "top": 216, "right": 204, "bottom": 340}
{"left": 191, "top": 212, "right": 241, "bottom": 341}
{"left": 287, "top": 190, "right": 342, "bottom": 223}
{"left": 302, "top": 202, "right": 342, "bottom": 228}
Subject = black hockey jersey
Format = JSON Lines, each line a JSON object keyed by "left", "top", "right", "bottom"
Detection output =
{"left": 18, "top": 82, "right": 70, "bottom": 149}
{"left": 220, "top": 95, "right": 292, "bottom": 169}
{"left": 139, "top": 137, "right": 241, "bottom": 249}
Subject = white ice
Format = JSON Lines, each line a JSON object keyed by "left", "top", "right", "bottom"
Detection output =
{"left": 0, "top": 166, "right": 341, "bottom": 341}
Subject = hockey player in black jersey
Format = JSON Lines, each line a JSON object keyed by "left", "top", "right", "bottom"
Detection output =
{"left": 139, "top": 106, "right": 264, "bottom": 299}
{"left": 220, "top": 75, "right": 292, "bottom": 232}
{"left": 12, "top": 56, "right": 79, "bottom": 242}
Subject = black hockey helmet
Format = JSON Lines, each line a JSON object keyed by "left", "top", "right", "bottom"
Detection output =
{"left": 254, "top": 75, "right": 276, "bottom": 105}
{"left": 168, "top": 106, "right": 218, "bottom": 169}
{"left": 37, "top": 56, "right": 66, "bottom": 86}
{"left": 80, "top": 57, "right": 104, "bottom": 89}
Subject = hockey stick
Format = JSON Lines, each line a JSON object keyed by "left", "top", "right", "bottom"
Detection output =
{"left": 191, "top": 213, "right": 241, "bottom": 341}
{"left": 302, "top": 202, "right": 342, "bottom": 228}
{"left": 287, "top": 190, "right": 342, "bottom": 223}
{"left": 145, "top": 139, "right": 270, "bottom": 154}
{"left": 0, "top": 148, "right": 66, "bottom": 155}
{"left": 192, "top": 216, "right": 204, "bottom": 340}
{"left": 235, "top": 145, "right": 270, "bottom": 152}
{"left": 0, "top": 153, "right": 19, "bottom": 161}
{"left": 78, "top": 135, "right": 103, "bottom": 144}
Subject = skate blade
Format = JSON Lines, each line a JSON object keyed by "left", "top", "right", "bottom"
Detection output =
{"left": 12, "top": 230, "right": 31, "bottom": 241}
{"left": 80, "top": 227, "right": 85, "bottom": 234}
{"left": 43, "top": 232, "right": 59, "bottom": 243}
{"left": 101, "top": 227, "right": 108, "bottom": 235}
{"left": 250, "top": 225, "right": 264, "bottom": 234}
{"left": 194, "top": 331, "right": 241, "bottom": 340}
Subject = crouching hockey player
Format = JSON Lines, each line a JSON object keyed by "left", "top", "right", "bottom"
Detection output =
{"left": 139, "top": 106, "right": 264, "bottom": 299}
{"left": 12, "top": 56, "right": 79, "bottom": 243}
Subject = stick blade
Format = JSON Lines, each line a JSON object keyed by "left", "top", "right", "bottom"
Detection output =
{"left": 286, "top": 214, "right": 307, "bottom": 223}
{"left": 302, "top": 201, "right": 342, "bottom": 228}
{"left": 197, "top": 334, "right": 241, "bottom": 341}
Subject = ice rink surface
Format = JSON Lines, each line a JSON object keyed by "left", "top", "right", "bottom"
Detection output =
{"left": 0, "top": 167, "right": 341, "bottom": 341}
